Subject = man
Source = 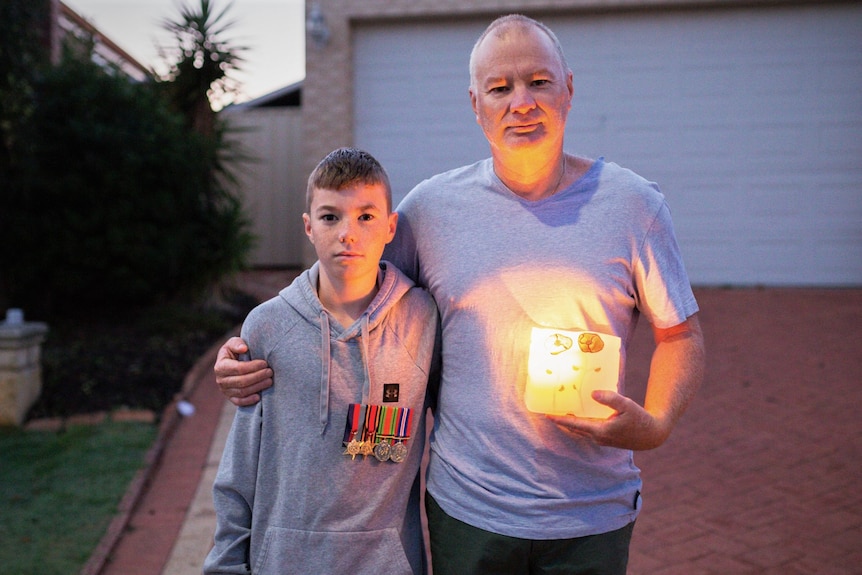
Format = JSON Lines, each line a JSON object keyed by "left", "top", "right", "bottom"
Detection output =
{"left": 215, "top": 14, "right": 705, "bottom": 575}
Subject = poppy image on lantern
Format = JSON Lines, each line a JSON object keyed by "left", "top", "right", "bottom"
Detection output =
{"left": 525, "top": 327, "right": 621, "bottom": 419}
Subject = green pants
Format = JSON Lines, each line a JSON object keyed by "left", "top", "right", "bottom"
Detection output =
{"left": 426, "top": 493, "right": 634, "bottom": 575}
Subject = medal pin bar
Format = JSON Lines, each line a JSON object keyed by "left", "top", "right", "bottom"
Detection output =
{"left": 343, "top": 404, "right": 412, "bottom": 463}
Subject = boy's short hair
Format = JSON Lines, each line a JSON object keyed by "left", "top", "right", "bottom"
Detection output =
{"left": 306, "top": 147, "right": 393, "bottom": 212}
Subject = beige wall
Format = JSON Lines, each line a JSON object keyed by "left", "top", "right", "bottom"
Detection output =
{"left": 302, "top": 0, "right": 628, "bottom": 263}
{"left": 223, "top": 107, "right": 306, "bottom": 268}
{"left": 301, "top": 0, "right": 810, "bottom": 179}
{"left": 300, "top": 0, "right": 835, "bottom": 267}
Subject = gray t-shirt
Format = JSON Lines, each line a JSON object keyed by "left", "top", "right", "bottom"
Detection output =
{"left": 385, "top": 157, "right": 698, "bottom": 539}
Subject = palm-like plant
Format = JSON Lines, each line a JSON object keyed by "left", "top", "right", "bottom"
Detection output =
{"left": 155, "top": 0, "right": 254, "bottom": 293}
{"left": 159, "top": 0, "right": 247, "bottom": 136}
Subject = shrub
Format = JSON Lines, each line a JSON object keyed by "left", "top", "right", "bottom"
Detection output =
{"left": 2, "top": 55, "right": 251, "bottom": 315}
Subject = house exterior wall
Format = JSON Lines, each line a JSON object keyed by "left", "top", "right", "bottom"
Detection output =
{"left": 301, "top": 0, "right": 862, "bottom": 285}
{"left": 302, "top": 0, "right": 832, "bottom": 170}
{"left": 222, "top": 107, "right": 306, "bottom": 267}
{"left": 55, "top": 0, "right": 149, "bottom": 80}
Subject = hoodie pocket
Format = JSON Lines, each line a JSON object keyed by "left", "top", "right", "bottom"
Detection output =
{"left": 253, "top": 526, "right": 414, "bottom": 575}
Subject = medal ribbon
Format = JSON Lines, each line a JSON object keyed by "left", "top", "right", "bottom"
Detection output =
{"left": 364, "top": 404, "right": 379, "bottom": 443}
{"left": 377, "top": 405, "right": 398, "bottom": 440}
{"left": 342, "top": 403, "right": 361, "bottom": 445}
{"left": 396, "top": 407, "right": 413, "bottom": 441}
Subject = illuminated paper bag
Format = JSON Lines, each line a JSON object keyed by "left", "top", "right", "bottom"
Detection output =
{"left": 525, "top": 327, "right": 621, "bottom": 419}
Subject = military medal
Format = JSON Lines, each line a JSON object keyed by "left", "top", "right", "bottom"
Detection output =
{"left": 373, "top": 440, "right": 391, "bottom": 462}
{"left": 342, "top": 402, "right": 413, "bottom": 463}
{"left": 345, "top": 440, "right": 362, "bottom": 459}
{"left": 360, "top": 441, "right": 375, "bottom": 458}
{"left": 342, "top": 404, "right": 367, "bottom": 459}
{"left": 390, "top": 442, "right": 408, "bottom": 463}
{"left": 364, "top": 404, "right": 380, "bottom": 451}
{"left": 391, "top": 406, "right": 413, "bottom": 463}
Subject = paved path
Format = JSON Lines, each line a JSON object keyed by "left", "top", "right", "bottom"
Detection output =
{"left": 93, "top": 275, "right": 862, "bottom": 574}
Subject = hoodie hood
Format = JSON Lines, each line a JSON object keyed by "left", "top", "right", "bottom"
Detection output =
{"left": 280, "top": 260, "right": 416, "bottom": 433}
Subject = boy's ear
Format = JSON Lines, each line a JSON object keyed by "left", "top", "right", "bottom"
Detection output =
{"left": 302, "top": 213, "right": 313, "bottom": 242}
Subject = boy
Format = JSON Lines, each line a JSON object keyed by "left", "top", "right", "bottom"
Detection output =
{"left": 204, "top": 148, "right": 439, "bottom": 575}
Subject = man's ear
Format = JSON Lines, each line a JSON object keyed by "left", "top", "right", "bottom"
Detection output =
{"left": 469, "top": 87, "right": 480, "bottom": 122}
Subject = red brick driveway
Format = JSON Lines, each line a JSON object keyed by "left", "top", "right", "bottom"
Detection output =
{"left": 96, "top": 277, "right": 862, "bottom": 575}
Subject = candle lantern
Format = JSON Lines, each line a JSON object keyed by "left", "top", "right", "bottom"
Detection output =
{"left": 525, "top": 327, "right": 620, "bottom": 419}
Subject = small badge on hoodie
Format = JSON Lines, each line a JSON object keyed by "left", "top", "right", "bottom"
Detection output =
{"left": 382, "top": 383, "right": 400, "bottom": 403}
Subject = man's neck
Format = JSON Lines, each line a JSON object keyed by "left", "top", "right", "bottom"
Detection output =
{"left": 493, "top": 149, "right": 566, "bottom": 200}
{"left": 493, "top": 152, "right": 592, "bottom": 201}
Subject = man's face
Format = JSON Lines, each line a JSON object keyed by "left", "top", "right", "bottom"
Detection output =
{"left": 303, "top": 183, "right": 397, "bottom": 284}
{"left": 469, "top": 25, "right": 573, "bottom": 158}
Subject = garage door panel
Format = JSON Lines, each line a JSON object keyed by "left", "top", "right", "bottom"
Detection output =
{"left": 354, "top": 5, "right": 862, "bottom": 286}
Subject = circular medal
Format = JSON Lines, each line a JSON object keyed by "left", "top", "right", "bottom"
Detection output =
{"left": 373, "top": 441, "right": 391, "bottom": 462}
{"left": 390, "top": 442, "right": 408, "bottom": 463}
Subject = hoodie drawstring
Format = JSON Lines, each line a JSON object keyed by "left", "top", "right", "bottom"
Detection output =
{"left": 318, "top": 311, "right": 373, "bottom": 435}
{"left": 319, "top": 312, "right": 331, "bottom": 434}
{"left": 359, "top": 314, "right": 372, "bottom": 401}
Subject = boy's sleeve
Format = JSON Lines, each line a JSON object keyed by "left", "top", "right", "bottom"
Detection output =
{"left": 203, "top": 402, "right": 263, "bottom": 574}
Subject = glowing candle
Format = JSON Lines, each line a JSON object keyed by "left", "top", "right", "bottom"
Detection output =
{"left": 525, "top": 327, "right": 620, "bottom": 419}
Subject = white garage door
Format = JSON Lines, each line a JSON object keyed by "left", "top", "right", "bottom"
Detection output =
{"left": 354, "top": 4, "right": 862, "bottom": 286}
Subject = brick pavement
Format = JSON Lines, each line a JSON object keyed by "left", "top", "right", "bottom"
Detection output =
{"left": 90, "top": 270, "right": 298, "bottom": 575}
{"left": 96, "top": 338, "right": 229, "bottom": 575}
{"left": 93, "top": 280, "right": 862, "bottom": 574}
{"left": 627, "top": 288, "right": 862, "bottom": 575}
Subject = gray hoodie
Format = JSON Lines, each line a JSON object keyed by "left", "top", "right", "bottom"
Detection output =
{"left": 204, "top": 261, "right": 439, "bottom": 575}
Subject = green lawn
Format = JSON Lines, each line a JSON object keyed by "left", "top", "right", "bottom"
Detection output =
{"left": 0, "top": 285, "right": 255, "bottom": 574}
{"left": 0, "top": 420, "right": 156, "bottom": 575}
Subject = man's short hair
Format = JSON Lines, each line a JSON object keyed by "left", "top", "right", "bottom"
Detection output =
{"left": 306, "top": 147, "right": 393, "bottom": 212}
{"left": 469, "top": 14, "right": 570, "bottom": 84}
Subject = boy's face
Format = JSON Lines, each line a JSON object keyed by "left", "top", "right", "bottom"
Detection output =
{"left": 303, "top": 183, "right": 397, "bottom": 285}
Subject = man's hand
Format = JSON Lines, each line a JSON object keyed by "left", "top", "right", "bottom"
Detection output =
{"left": 546, "top": 391, "right": 668, "bottom": 450}
{"left": 214, "top": 337, "right": 273, "bottom": 407}
{"left": 547, "top": 314, "right": 705, "bottom": 451}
